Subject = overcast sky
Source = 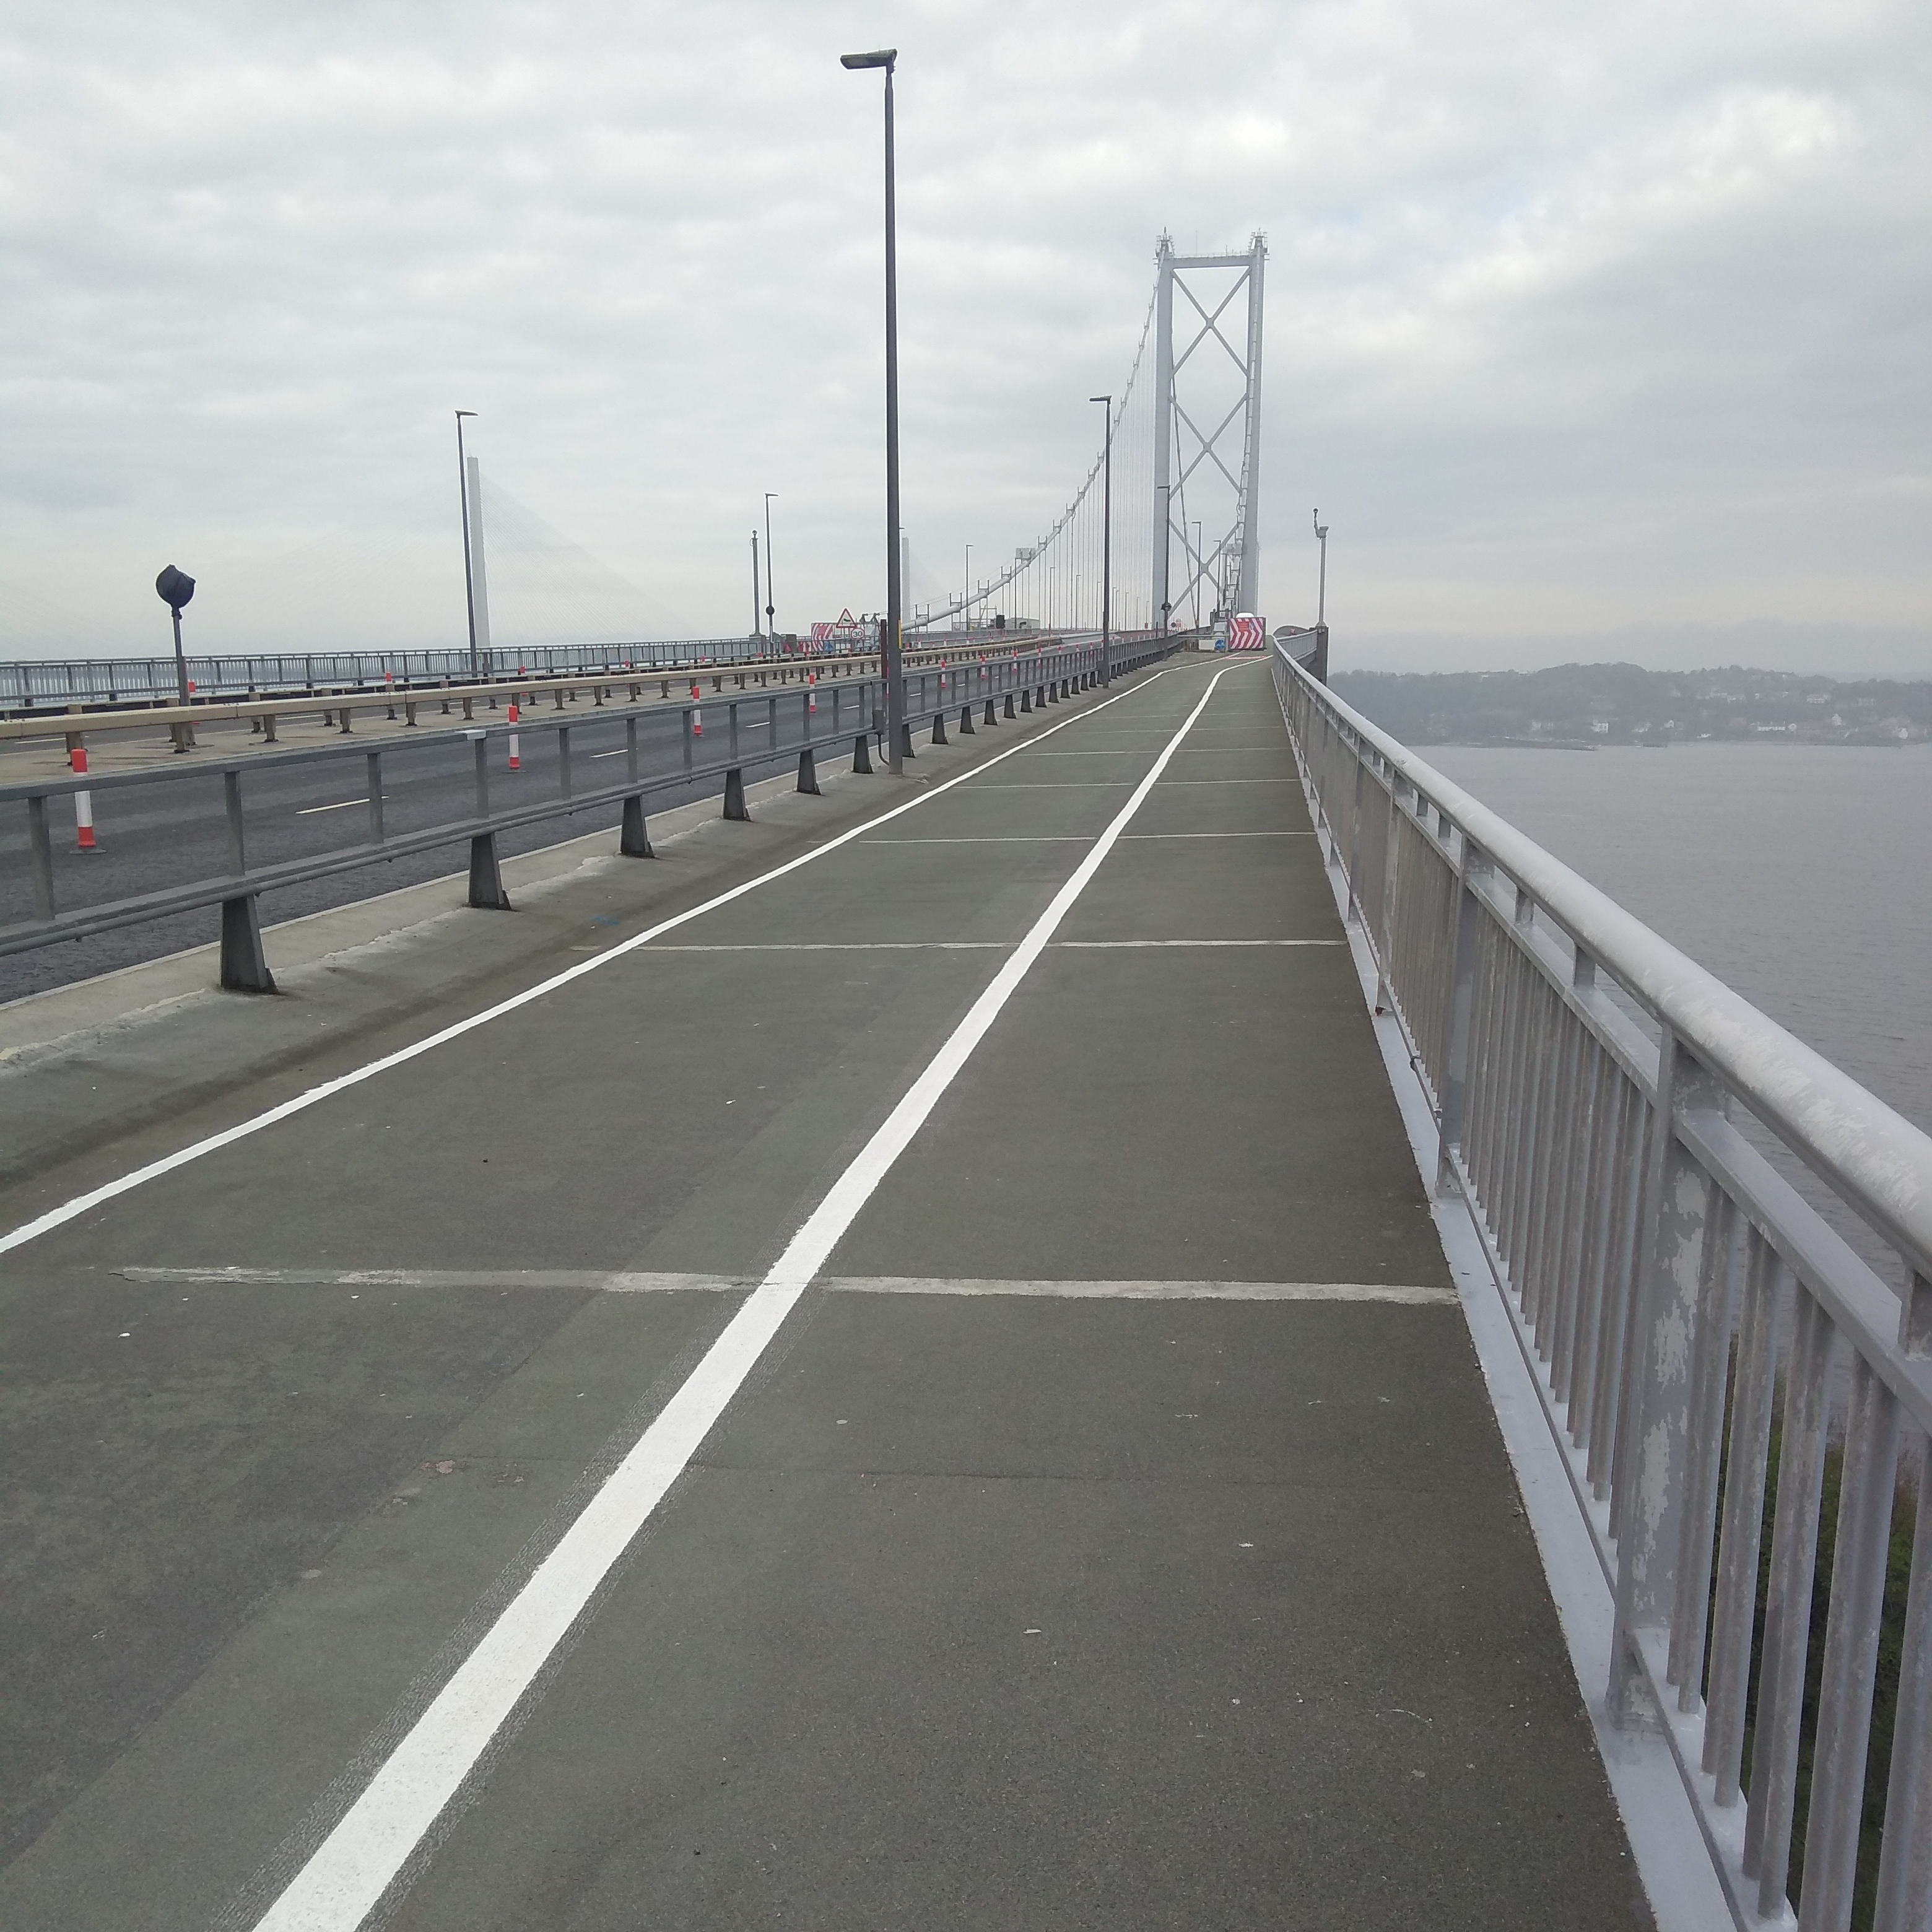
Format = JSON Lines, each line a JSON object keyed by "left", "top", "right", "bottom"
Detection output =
{"left": 1, "top": 0, "right": 1926, "bottom": 671}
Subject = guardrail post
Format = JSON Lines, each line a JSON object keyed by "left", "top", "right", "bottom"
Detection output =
{"left": 932, "top": 710, "right": 948, "bottom": 745}
{"left": 224, "top": 770, "right": 248, "bottom": 874}
{"left": 1609, "top": 1030, "right": 1720, "bottom": 1728}
{"left": 959, "top": 704, "right": 975, "bottom": 735}
{"left": 728, "top": 702, "right": 740, "bottom": 764}
{"left": 1005, "top": 693, "right": 1017, "bottom": 718}
{"left": 984, "top": 698, "right": 997, "bottom": 726}
{"left": 1020, "top": 688, "right": 1032, "bottom": 713}
{"left": 723, "top": 768, "right": 749, "bottom": 819}
{"left": 683, "top": 708, "right": 694, "bottom": 775}
{"left": 620, "top": 795, "right": 654, "bottom": 856}
{"left": 466, "top": 734, "right": 510, "bottom": 908}
{"left": 559, "top": 727, "right": 572, "bottom": 800}
{"left": 797, "top": 746, "right": 820, "bottom": 794}
{"left": 219, "top": 894, "right": 276, "bottom": 993}
{"left": 899, "top": 720, "right": 916, "bottom": 762}
{"left": 853, "top": 733, "right": 873, "bottom": 774}
{"left": 365, "top": 752, "right": 384, "bottom": 843}
{"left": 27, "top": 794, "right": 56, "bottom": 920}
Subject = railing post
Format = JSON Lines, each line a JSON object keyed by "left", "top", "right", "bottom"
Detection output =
{"left": 467, "top": 733, "right": 509, "bottom": 908}
{"left": 27, "top": 794, "right": 56, "bottom": 921}
{"left": 1373, "top": 772, "right": 1403, "bottom": 1013}
{"left": 559, "top": 726, "right": 572, "bottom": 800}
{"left": 1434, "top": 836, "right": 1486, "bottom": 1198}
{"left": 1608, "top": 1029, "right": 1720, "bottom": 1728}
{"left": 217, "top": 768, "right": 276, "bottom": 992}
{"left": 365, "top": 752, "right": 384, "bottom": 843}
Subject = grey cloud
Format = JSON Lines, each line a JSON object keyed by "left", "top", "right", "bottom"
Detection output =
{"left": 0, "top": 0, "right": 1925, "bottom": 664}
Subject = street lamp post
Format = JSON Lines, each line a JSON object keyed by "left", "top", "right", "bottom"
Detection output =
{"left": 1313, "top": 508, "right": 1329, "bottom": 625}
{"left": 962, "top": 542, "right": 972, "bottom": 633}
{"left": 764, "top": 492, "right": 778, "bottom": 642}
{"left": 841, "top": 47, "right": 905, "bottom": 773}
{"left": 1090, "top": 394, "right": 1113, "bottom": 684}
{"left": 751, "top": 529, "right": 762, "bottom": 639}
{"left": 456, "top": 411, "right": 481, "bottom": 681}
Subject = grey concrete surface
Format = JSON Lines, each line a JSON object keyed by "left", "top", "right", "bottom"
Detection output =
{"left": 0, "top": 658, "right": 1655, "bottom": 1930}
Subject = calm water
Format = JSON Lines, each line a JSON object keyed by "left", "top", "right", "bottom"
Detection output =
{"left": 1421, "top": 742, "right": 1932, "bottom": 1139}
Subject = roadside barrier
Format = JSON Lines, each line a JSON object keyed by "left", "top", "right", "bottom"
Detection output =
{"left": 3, "top": 635, "right": 1181, "bottom": 991}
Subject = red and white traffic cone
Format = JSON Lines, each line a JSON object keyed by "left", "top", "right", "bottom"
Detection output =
{"left": 507, "top": 701, "right": 521, "bottom": 770}
{"left": 71, "top": 745, "right": 96, "bottom": 850}
{"left": 690, "top": 682, "right": 703, "bottom": 736}
{"left": 808, "top": 672, "right": 817, "bottom": 714}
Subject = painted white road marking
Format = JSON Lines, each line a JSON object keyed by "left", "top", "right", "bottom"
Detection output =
{"left": 245, "top": 664, "right": 1237, "bottom": 1932}
{"left": 295, "top": 798, "right": 377, "bottom": 816}
{"left": 0, "top": 673, "right": 1166, "bottom": 1260}
{"left": 116, "top": 1264, "right": 1452, "bottom": 1303}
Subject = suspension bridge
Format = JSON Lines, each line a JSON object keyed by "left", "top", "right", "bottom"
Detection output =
{"left": 2, "top": 238, "right": 1926, "bottom": 1932}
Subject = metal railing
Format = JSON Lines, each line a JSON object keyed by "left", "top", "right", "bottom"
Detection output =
{"left": 1273, "top": 641, "right": 1932, "bottom": 1932}
{"left": 0, "top": 631, "right": 1086, "bottom": 716}
{"left": 4, "top": 636, "right": 1178, "bottom": 993}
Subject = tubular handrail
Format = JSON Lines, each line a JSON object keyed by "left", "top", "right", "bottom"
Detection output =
{"left": 1277, "top": 648, "right": 1932, "bottom": 1294}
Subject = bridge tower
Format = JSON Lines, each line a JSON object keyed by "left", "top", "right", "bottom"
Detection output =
{"left": 1152, "top": 232, "right": 1266, "bottom": 627}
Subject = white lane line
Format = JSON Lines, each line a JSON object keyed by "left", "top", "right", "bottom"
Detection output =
{"left": 246, "top": 663, "right": 1235, "bottom": 1932}
{"left": 833, "top": 1276, "right": 1455, "bottom": 1303}
{"left": 861, "top": 835, "right": 1094, "bottom": 844}
{"left": 1153, "top": 778, "right": 1299, "bottom": 785}
{"left": 1054, "top": 938, "right": 1344, "bottom": 947}
{"left": 1116, "top": 830, "right": 1310, "bottom": 839}
{"left": 295, "top": 798, "right": 376, "bottom": 817}
{"left": 637, "top": 941, "right": 1010, "bottom": 952}
{"left": 0, "top": 673, "right": 1164, "bottom": 1260}
{"left": 117, "top": 1265, "right": 1452, "bottom": 1303}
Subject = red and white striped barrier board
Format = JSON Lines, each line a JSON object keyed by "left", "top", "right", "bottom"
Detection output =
{"left": 1227, "top": 614, "right": 1265, "bottom": 651}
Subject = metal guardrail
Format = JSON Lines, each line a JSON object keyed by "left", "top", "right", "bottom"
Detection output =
{"left": 0, "top": 637, "right": 840, "bottom": 711}
{"left": 4, "top": 635, "right": 1178, "bottom": 993}
{"left": 0, "top": 632, "right": 1069, "bottom": 721}
{"left": 0, "top": 637, "right": 1065, "bottom": 745}
{"left": 1273, "top": 640, "right": 1932, "bottom": 1932}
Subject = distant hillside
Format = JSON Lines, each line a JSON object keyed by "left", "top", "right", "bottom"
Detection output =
{"left": 1331, "top": 664, "right": 1932, "bottom": 747}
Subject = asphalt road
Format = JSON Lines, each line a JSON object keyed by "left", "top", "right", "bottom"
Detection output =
{"left": 0, "top": 657, "right": 1652, "bottom": 1930}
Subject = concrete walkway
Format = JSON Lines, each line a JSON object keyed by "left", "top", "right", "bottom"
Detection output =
{"left": 0, "top": 657, "right": 1652, "bottom": 1930}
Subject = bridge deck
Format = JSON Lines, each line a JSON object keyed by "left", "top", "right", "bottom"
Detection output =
{"left": 0, "top": 658, "right": 1652, "bottom": 1929}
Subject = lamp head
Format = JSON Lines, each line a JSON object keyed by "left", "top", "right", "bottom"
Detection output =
{"left": 841, "top": 49, "right": 895, "bottom": 69}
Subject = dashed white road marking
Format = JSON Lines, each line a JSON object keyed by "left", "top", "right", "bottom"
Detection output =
{"left": 243, "top": 663, "right": 1236, "bottom": 1932}
{"left": 116, "top": 1265, "right": 1452, "bottom": 1303}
